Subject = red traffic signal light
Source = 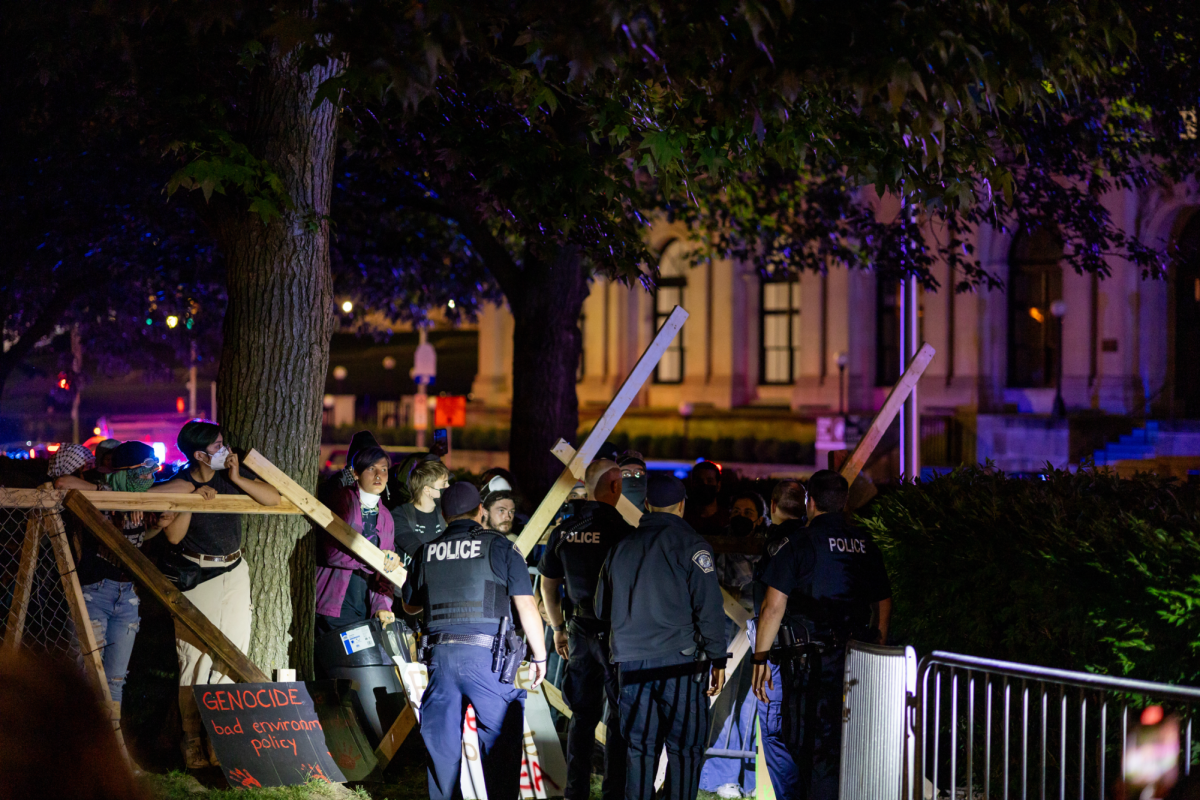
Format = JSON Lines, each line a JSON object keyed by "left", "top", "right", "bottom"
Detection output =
{"left": 57, "top": 372, "right": 70, "bottom": 391}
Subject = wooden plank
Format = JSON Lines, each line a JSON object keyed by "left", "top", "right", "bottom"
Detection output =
{"left": 551, "top": 440, "right": 644, "bottom": 527}
{"left": 84, "top": 491, "right": 303, "bottom": 515}
{"left": 373, "top": 704, "right": 418, "bottom": 770}
{"left": 42, "top": 510, "right": 112, "bottom": 698}
{"left": 517, "top": 306, "right": 689, "bottom": 556}
{"left": 0, "top": 488, "right": 66, "bottom": 509}
{"left": 839, "top": 342, "right": 936, "bottom": 484}
{"left": 242, "top": 450, "right": 406, "bottom": 590}
{"left": 2, "top": 513, "right": 43, "bottom": 653}
{"left": 62, "top": 491, "right": 270, "bottom": 683}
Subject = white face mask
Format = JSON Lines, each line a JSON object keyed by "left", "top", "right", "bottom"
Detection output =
{"left": 207, "top": 446, "right": 230, "bottom": 470}
{"left": 359, "top": 488, "right": 382, "bottom": 510}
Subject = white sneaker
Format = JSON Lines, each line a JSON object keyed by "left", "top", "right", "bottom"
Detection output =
{"left": 717, "top": 783, "right": 743, "bottom": 799}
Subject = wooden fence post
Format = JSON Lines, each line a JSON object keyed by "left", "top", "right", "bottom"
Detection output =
{"left": 2, "top": 513, "right": 42, "bottom": 653}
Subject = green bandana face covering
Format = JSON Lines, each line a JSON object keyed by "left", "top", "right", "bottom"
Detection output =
{"left": 107, "top": 468, "right": 155, "bottom": 493}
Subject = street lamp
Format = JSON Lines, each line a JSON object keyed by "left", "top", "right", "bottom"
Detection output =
{"left": 1050, "top": 300, "right": 1067, "bottom": 418}
{"left": 836, "top": 352, "right": 849, "bottom": 416}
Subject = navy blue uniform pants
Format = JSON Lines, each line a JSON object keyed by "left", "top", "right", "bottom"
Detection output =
{"left": 757, "top": 659, "right": 801, "bottom": 799}
{"left": 563, "top": 625, "right": 626, "bottom": 800}
{"left": 420, "top": 644, "right": 526, "bottom": 800}
{"left": 619, "top": 657, "right": 712, "bottom": 800}
{"left": 779, "top": 646, "right": 845, "bottom": 800}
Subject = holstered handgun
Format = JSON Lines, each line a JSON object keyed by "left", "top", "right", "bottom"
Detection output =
{"left": 500, "top": 626, "right": 526, "bottom": 685}
{"left": 491, "top": 617, "right": 509, "bottom": 674}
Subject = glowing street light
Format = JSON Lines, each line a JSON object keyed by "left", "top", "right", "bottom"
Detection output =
{"left": 341, "top": 300, "right": 354, "bottom": 313}
{"left": 166, "top": 315, "right": 179, "bottom": 328}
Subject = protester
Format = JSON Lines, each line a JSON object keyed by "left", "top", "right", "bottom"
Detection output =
{"left": 93, "top": 438, "right": 121, "bottom": 472}
{"left": 717, "top": 490, "right": 769, "bottom": 604}
{"left": 315, "top": 445, "right": 402, "bottom": 636}
{"left": 401, "top": 482, "right": 548, "bottom": 800}
{"left": 596, "top": 474, "right": 726, "bottom": 800}
{"left": 617, "top": 452, "right": 648, "bottom": 511}
{"left": 155, "top": 419, "right": 281, "bottom": 769}
{"left": 538, "top": 459, "right": 633, "bottom": 800}
{"left": 752, "top": 471, "right": 892, "bottom": 799}
{"left": 51, "top": 442, "right": 176, "bottom": 717}
{"left": 684, "top": 460, "right": 729, "bottom": 536}
{"left": 392, "top": 458, "right": 450, "bottom": 559}
{"left": 481, "top": 489, "right": 517, "bottom": 537}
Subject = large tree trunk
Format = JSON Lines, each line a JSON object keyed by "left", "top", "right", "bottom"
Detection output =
{"left": 214, "top": 43, "right": 339, "bottom": 678}
{"left": 507, "top": 247, "right": 590, "bottom": 503}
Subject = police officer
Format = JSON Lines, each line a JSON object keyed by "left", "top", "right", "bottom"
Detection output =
{"left": 539, "top": 459, "right": 634, "bottom": 800}
{"left": 749, "top": 479, "right": 808, "bottom": 798}
{"left": 401, "top": 482, "right": 548, "bottom": 800}
{"left": 751, "top": 470, "right": 892, "bottom": 799}
{"left": 596, "top": 474, "right": 727, "bottom": 800}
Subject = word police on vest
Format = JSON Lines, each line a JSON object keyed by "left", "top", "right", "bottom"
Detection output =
{"left": 829, "top": 537, "right": 869, "bottom": 553}
{"left": 563, "top": 530, "right": 601, "bottom": 544}
{"left": 428, "top": 538, "right": 484, "bottom": 561}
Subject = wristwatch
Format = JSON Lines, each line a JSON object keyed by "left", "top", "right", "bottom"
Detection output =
{"left": 551, "top": 624, "right": 565, "bottom": 633}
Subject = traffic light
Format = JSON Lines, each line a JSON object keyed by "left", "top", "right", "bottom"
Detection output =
{"left": 57, "top": 372, "right": 70, "bottom": 391}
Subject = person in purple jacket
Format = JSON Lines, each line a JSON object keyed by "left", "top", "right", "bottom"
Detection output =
{"left": 315, "top": 446, "right": 402, "bottom": 634}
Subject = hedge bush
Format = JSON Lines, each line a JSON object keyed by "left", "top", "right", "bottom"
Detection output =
{"left": 859, "top": 464, "right": 1200, "bottom": 686}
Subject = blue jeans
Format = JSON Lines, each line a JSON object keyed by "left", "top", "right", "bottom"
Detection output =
{"left": 757, "top": 660, "right": 800, "bottom": 799}
{"left": 81, "top": 580, "right": 141, "bottom": 704}
{"left": 419, "top": 643, "right": 526, "bottom": 800}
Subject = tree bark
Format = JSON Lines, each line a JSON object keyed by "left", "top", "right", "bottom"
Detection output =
{"left": 507, "top": 247, "right": 590, "bottom": 503}
{"left": 214, "top": 43, "right": 339, "bottom": 678}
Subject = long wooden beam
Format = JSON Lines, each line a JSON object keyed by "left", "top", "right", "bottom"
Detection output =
{"left": 62, "top": 491, "right": 270, "bottom": 683}
{"left": 242, "top": 450, "right": 406, "bottom": 590}
{"left": 0, "top": 488, "right": 303, "bottom": 514}
{"left": 839, "top": 342, "right": 936, "bottom": 484}
{"left": 2, "top": 514, "right": 42, "bottom": 653}
{"left": 516, "top": 305, "right": 689, "bottom": 556}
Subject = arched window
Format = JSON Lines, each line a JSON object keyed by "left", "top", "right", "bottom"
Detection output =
{"left": 654, "top": 240, "right": 688, "bottom": 384}
{"left": 1007, "top": 229, "right": 1064, "bottom": 388}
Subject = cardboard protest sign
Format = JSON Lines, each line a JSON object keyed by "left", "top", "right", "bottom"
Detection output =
{"left": 193, "top": 681, "right": 377, "bottom": 787}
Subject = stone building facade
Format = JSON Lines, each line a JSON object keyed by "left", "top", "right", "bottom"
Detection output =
{"left": 470, "top": 182, "right": 1200, "bottom": 470}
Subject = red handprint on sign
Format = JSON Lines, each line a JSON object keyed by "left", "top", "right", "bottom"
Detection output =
{"left": 301, "top": 763, "right": 331, "bottom": 783}
{"left": 228, "top": 768, "right": 261, "bottom": 788}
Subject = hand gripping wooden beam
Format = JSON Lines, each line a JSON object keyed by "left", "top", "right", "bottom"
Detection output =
{"left": 242, "top": 450, "right": 406, "bottom": 590}
{"left": 515, "top": 305, "right": 689, "bottom": 556}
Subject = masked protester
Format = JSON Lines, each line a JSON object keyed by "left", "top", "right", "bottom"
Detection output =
{"left": 392, "top": 459, "right": 451, "bottom": 560}
{"left": 617, "top": 453, "right": 648, "bottom": 512}
{"left": 316, "top": 446, "right": 402, "bottom": 635}
{"left": 154, "top": 419, "right": 281, "bottom": 769}
{"left": 684, "top": 461, "right": 729, "bottom": 536}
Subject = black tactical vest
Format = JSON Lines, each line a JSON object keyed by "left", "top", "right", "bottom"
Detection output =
{"left": 419, "top": 523, "right": 510, "bottom": 627}
{"left": 786, "top": 515, "right": 873, "bottom": 636}
{"left": 553, "top": 501, "right": 631, "bottom": 619}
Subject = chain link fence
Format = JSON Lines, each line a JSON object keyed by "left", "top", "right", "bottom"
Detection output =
{"left": 0, "top": 498, "right": 84, "bottom": 662}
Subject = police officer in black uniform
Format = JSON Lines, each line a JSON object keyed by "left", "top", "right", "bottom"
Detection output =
{"left": 751, "top": 470, "right": 892, "bottom": 799}
{"left": 401, "top": 482, "right": 549, "bottom": 800}
{"left": 750, "top": 479, "right": 808, "bottom": 798}
{"left": 596, "top": 474, "right": 727, "bottom": 800}
{"left": 539, "top": 459, "right": 634, "bottom": 800}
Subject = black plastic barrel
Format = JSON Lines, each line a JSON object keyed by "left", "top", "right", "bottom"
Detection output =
{"left": 314, "top": 618, "right": 407, "bottom": 744}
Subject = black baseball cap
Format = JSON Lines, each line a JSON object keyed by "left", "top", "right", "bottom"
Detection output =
{"left": 441, "top": 481, "right": 481, "bottom": 518}
{"left": 110, "top": 441, "right": 158, "bottom": 471}
{"left": 646, "top": 474, "right": 687, "bottom": 508}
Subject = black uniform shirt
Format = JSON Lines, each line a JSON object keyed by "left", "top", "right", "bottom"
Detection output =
{"left": 595, "top": 512, "right": 726, "bottom": 666}
{"left": 537, "top": 500, "right": 633, "bottom": 620}
{"left": 752, "top": 517, "right": 810, "bottom": 615}
{"left": 762, "top": 512, "right": 891, "bottom": 636}
{"left": 402, "top": 519, "right": 533, "bottom": 637}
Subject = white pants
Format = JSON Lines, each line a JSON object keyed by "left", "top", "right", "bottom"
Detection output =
{"left": 176, "top": 559, "right": 252, "bottom": 740}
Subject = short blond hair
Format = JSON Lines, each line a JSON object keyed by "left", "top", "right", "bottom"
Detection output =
{"left": 410, "top": 459, "right": 451, "bottom": 497}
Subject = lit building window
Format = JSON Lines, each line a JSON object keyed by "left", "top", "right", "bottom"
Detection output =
{"left": 760, "top": 278, "right": 801, "bottom": 384}
{"left": 654, "top": 277, "right": 686, "bottom": 384}
{"left": 1007, "top": 229, "right": 1064, "bottom": 388}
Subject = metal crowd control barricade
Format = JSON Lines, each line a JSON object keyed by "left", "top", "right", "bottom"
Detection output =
{"left": 840, "top": 642, "right": 918, "bottom": 800}
{"left": 910, "top": 651, "right": 1200, "bottom": 800}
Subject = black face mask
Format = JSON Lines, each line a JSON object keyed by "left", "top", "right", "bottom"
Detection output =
{"left": 622, "top": 475, "right": 647, "bottom": 510}
{"left": 692, "top": 483, "right": 719, "bottom": 507}
{"left": 727, "top": 514, "right": 755, "bottom": 538}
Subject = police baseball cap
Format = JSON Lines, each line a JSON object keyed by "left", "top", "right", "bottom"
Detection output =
{"left": 646, "top": 474, "right": 687, "bottom": 508}
{"left": 441, "top": 481, "right": 480, "bottom": 518}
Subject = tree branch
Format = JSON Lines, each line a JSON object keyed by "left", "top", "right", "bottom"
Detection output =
{"left": 0, "top": 276, "right": 88, "bottom": 407}
{"left": 393, "top": 194, "right": 525, "bottom": 304}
